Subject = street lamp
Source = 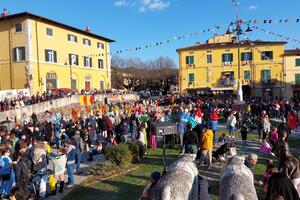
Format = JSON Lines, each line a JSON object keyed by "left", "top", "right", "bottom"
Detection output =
{"left": 226, "top": 21, "right": 252, "bottom": 102}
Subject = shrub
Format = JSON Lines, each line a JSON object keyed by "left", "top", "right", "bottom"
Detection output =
{"left": 126, "top": 141, "right": 140, "bottom": 163}
{"left": 88, "top": 161, "right": 120, "bottom": 176}
{"left": 104, "top": 143, "right": 132, "bottom": 167}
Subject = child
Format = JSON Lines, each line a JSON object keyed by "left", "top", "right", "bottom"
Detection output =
{"left": 263, "top": 160, "right": 278, "bottom": 193}
{"left": 240, "top": 122, "right": 248, "bottom": 146}
{"left": 87, "top": 140, "right": 103, "bottom": 162}
{"left": 269, "top": 127, "right": 278, "bottom": 146}
{"left": 218, "top": 133, "right": 226, "bottom": 144}
{"left": 139, "top": 171, "right": 161, "bottom": 200}
{"left": 260, "top": 140, "right": 275, "bottom": 157}
{"left": 51, "top": 148, "right": 67, "bottom": 193}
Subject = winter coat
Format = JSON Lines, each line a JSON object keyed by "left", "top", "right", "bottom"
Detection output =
{"left": 200, "top": 129, "right": 213, "bottom": 150}
{"left": 15, "top": 157, "right": 32, "bottom": 186}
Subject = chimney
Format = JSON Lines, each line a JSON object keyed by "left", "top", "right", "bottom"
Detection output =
{"left": 85, "top": 26, "right": 91, "bottom": 33}
{"left": 1, "top": 8, "right": 8, "bottom": 17}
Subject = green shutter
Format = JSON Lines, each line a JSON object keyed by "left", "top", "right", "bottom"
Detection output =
{"left": 296, "top": 59, "right": 300, "bottom": 66}
{"left": 269, "top": 51, "right": 273, "bottom": 60}
{"left": 189, "top": 73, "right": 194, "bottom": 82}
{"left": 261, "top": 52, "right": 265, "bottom": 60}
{"left": 241, "top": 53, "right": 245, "bottom": 61}
{"left": 185, "top": 56, "right": 189, "bottom": 64}
{"left": 249, "top": 52, "right": 253, "bottom": 61}
{"left": 191, "top": 56, "right": 194, "bottom": 64}
{"left": 229, "top": 53, "right": 233, "bottom": 62}
{"left": 244, "top": 70, "right": 250, "bottom": 80}
{"left": 45, "top": 50, "right": 49, "bottom": 62}
{"left": 295, "top": 74, "right": 300, "bottom": 84}
{"left": 222, "top": 54, "right": 225, "bottom": 62}
{"left": 54, "top": 51, "right": 57, "bottom": 63}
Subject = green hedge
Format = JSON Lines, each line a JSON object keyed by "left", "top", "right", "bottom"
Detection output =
{"left": 126, "top": 141, "right": 140, "bottom": 163}
{"left": 104, "top": 143, "right": 133, "bottom": 167}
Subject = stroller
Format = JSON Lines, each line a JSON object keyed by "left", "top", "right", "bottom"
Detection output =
{"left": 213, "top": 142, "right": 236, "bottom": 162}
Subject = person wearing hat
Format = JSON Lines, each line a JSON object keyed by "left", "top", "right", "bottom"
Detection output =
{"left": 139, "top": 171, "right": 161, "bottom": 200}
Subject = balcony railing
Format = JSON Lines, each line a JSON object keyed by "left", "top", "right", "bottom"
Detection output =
{"left": 212, "top": 78, "right": 235, "bottom": 88}
{"left": 260, "top": 79, "right": 277, "bottom": 85}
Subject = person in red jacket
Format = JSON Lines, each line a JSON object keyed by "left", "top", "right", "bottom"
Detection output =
{"left": 288, "top": 111, "right": 297, "bottom": 131}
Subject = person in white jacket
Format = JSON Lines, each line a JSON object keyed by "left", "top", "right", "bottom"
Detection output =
{"left": 226, "top": 112, "right": 237, "bottom": 138}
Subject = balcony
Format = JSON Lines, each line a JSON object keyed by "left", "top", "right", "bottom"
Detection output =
{"left": 258, "top": 79, "right": 278, "bottom": 86}
{"left": 212, "top": 78, "right": 235, "bottom": 88}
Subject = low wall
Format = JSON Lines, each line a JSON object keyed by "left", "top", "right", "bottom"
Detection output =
{"left": 0, "top": 94, "right": 139, "bottom": 122}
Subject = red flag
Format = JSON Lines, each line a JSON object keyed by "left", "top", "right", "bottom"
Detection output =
{"left": 83, "top": 96, "right": 87, "bottom": 106}
{"left": 90, "top": 96, "right": 94, "bottom": 104}
{"left": 253, "top": 20, "right": 257, "bottom": 24}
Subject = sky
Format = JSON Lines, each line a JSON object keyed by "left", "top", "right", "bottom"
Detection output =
{"left": 1, "top": 0, "right": 300, "bottom": 65}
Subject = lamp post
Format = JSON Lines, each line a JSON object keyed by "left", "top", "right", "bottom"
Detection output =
{"left": 226, "top": 22, "right": 252, "bottom": 102}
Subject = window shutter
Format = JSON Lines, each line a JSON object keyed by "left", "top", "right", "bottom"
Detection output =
{"left": 21, "top": 47, "right": 25, "bottom": 60}
{"left": 54, "top": 51, "right": 57, "bottom": 63}
{"left": 75, "top": 36, "right": 77, "bottom": 43}
{"left": 222, "top": 54, "right": 225, "bottom": 62}
{"left": 90, "top": 58, "right": 92, "bottom": 67}
{"left": 185, "top": 56, "right": 189, "bottom": 64}
{"left": 230, "top": 53, "right": 233, "bottom": 62}
{"left": 241, "top": 53, "right": 245, "bottom": 61}
{"left": 296, "top": 59, "right": 300, "bottom": 66}
{"left": 249, "top": 52, "right": 253, "bottom": 61}
{"left": 45, "top": 49, "right": 49, "bottom": 62}
{"left": 68, "top": 34, "right": 70, "bottom": 41}
{"left": 191, "top": 56, "right": 194, "bottom": 64}
{"left": 270, "top": 51, "right": 273, "bottom": 60}
{"left": 76, "top": 55, "right": 79, "bottom": 65}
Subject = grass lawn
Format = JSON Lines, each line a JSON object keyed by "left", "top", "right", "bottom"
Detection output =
{"left": 64, "top": 129, "right": 300, "bottom": 200}
{"left": 63, "top": 147, "right": 180, "bottom": 200}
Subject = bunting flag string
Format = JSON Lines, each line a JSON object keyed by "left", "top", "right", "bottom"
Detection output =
{"left": 80, "top": 17, "right": 300, "bottom": 59}
{"left": 243, "top": 22, "right": 300, "bottom": 45}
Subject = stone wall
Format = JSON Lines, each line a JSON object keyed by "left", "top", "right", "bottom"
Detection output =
{"left": 219, "top": 156, "right": 258, "bottom": 200}
{"left": 0, "top": 94, "right": 139, "bottom": 122}
{"left": 150, "top": 154, "right": 210, "bottom": 200}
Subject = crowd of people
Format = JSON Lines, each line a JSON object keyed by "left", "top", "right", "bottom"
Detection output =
{"left": 0, "top": 89, "right": 132, "bottom": 112}
{"left": 0, "top": 93, "right": 300, "bottom": 199}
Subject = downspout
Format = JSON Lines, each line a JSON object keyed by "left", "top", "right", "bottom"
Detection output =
{"left": 35, "top": 18, "right": 41, "bottom": 93}
{"left": 8, "top": 22, "right": 13, "bottom": 88}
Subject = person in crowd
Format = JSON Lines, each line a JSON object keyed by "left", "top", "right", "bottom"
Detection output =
{"left": 183, "top": 123, "right": 200, "bottom": 157}
{"left": 226, "top": 112, "right": 237, "bottom": 139}
{"left": 139, "top": 171, "right": 161, "bottom": 200}
{"left": 266, "top": 172, "right": 299, "bottom": 200}
{"left": 244, "top": 153, "right": 262, "bottom": 185}
{"left": 65, "top": 139, "right": 76, "bottom": 188}
{"left": 269, "top": 127, "right": 279, "bottom": 146}
{"left": 262, "top": 160, "right": 277, "bottom": 193}
{"left": 274, "top": 130, "right": 289, "bottom": 157}
{"left": 87, "top": 140, "right": 103, "bottom": 162}
{"left": 278, "top": 147, "right": 300, "bottom": 196}
{"left": 15, "top": 151, "right": 32, "bottom": 198}
{"left": 240, "top": 120, "right": 248, "bottom": 146}
{"left": 9, "top": 187, "right": 28, "bottom": 200}
{"left": 278, "top": 117, "right": 291, "bottom": 141}
{"left": 51, "top": 148, "right": 67, "bottom": 193}
{"left": 72, "top": 130, "right": 83, "bottom": 175}
{"left": 262, "top": 114, "right": 271, "bottom": 140}
{"left": 209, "top": 109, "right": 218, "bottom": 143}
{"left": 198, "top": 123, "right": 213, "bottom": 169}
{"left": 0, "top": 148, "right": 15, "bottom": 198}
{"left": 288, "top": 110, "right": 298, "bottom": 131}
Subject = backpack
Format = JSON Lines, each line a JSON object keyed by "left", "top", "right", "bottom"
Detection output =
{"left": 21, "top": 161, "right": 31, "bottom": 180}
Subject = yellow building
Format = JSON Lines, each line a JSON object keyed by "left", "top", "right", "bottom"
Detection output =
{"left": 0, "top": 12, "right": 114, "bottom": 94}
{"left": 177, "top": 34, "right": 286, "bottom": 97}
{"left": 283, "top": 49, "right": 300, "bottom": 98}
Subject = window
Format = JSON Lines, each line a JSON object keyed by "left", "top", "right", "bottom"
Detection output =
{"left": 261, "top": 69, "right": 271, "bottom": 82}
{"left": 46, "top": 28, "right": 53, "bottom": 36}
{"left": 188, "top": 73, "right": 195, "bottom": 82}
{"left": 83, "top": 38, "right": 91, "bottom": 46}
{"left": 45, "top": 49, "right": 57, "bottom": 63}
{"left": 296, "top": 74, "right": 300, "bottom": 85}
{"left": 241, "top": 52, "right": 253, "bottom": 61}
{"left": 296, "top": 58, "right": 300, "bottom": 67}
{"left": 98, "top": 59, "right": 104, "bottom": 69}
{"left": 261, "top": 51, "right": 273, "bottom": 60}
{"left": 67, "top": 34, "right": 77, "bottom": 42}
{"left": 15, "top": 23, "right": 22, "bottom": 33}
{"left": 185, "top": 56, "right": 194, "bottom": 65}
{"left": 13, "top": 47, "right": 25, "bottom": 61}
{"left": 244, "top": 70, "right": 251, "bottom": 80}
{"left": 84, "top": 57, "right": 92, "bottom": 67}
{"left": 207, "top": 54, "right": 212, "bottom": 64}
{"left": 222, "top": 53, "right": 233, "bottom": 62}
{"left": 97, "top": 42, "right": 104, "bottom": 49}
{"left": 69, "top": 54, "right": 79, "bottom": 66}
{"left": 100, "top": 81, "right": 104, "bottom": 90}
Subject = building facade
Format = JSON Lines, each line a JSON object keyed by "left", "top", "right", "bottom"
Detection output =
{"left": 283, "top": 49, "right": 300, "bottom": 98}
{"left": 177, "top": 34, "right": 286, "bottom": 97}
{"left": 0, "top": 12, "right": 114, "bottom": 94}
